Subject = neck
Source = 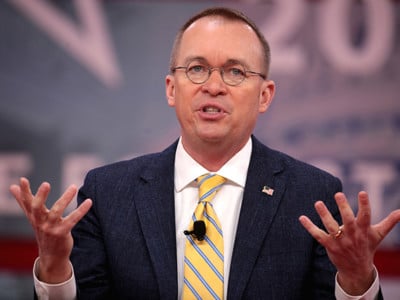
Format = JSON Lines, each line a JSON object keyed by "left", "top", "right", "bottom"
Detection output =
{"left": 181, "top": 136, "right": 250, "bottom": 172}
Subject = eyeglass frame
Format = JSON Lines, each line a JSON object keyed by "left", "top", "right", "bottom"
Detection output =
{"left": 171, "top": 61, "right": 266, "bottom": 86}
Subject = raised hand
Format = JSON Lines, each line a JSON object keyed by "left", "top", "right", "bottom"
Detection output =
{"left": 299, "top": 191, "right": 400, "bottom": 295}
{"left": 10, "top": 177, "right": 92, "bottom": 283}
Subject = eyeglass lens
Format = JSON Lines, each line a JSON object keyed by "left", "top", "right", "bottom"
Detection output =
{"left": 186, "top": 62, "right": 246, "bottom": 85}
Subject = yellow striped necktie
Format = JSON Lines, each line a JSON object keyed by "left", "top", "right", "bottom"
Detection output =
{"left": 183, "top": 174, "right": 226, "bottom": 300}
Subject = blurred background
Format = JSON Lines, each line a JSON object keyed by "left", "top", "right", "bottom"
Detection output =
{"left": 0, "top": 0, "right": 399, "bottom": 299}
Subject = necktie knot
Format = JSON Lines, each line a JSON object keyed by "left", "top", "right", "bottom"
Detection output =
{"left": 197, "top": 174, "right": 226, "bottom": 203}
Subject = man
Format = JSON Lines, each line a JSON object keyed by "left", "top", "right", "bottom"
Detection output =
{"left": 11, "top": 7, "right": 400, "bottom": 299}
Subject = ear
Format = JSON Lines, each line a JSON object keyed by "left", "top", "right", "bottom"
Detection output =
{"left": 258, "top": 79, "right": 275, "bottom": 113}
{"left": 165, "top": 74, "right": 176, "bottom": 107}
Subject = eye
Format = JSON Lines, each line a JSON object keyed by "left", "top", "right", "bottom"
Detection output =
{"left": 188, "top": 64, "right": 207, "bottom": 74}
{"left": 227, "top": 66, "right": 245, "bottom": 77}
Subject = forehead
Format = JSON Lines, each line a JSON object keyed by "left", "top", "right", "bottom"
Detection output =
{"left": 177, "top": 17, "right": 263, "bottom": 67}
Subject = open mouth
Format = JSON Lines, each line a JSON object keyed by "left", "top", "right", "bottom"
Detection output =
{"left": 202, "top": 106, "right": 221, "bottom": 113}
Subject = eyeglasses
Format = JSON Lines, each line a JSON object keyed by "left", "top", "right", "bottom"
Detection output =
{"left": 172, "top": 61, "right": 266, "bottom": 86}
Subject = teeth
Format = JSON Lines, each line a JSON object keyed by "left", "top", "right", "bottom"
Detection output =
{"left": 203, "top": 107, "right": 220, "bottom": 113}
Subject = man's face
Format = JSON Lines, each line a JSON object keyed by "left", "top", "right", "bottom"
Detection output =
{"left": 166, "top": 17, "right": 275, "bottom": 150}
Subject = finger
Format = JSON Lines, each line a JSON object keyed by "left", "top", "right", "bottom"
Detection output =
{"left": 63, "top": 199, "right": 93, "bottom": 230}
{"left": 355, "top": 191, "right": 371, "bottom": 231}
{"left": 334, "top": 192, "right": 356, "bottom": 234}
{"left": 299, "top": 215, "right": 329, "bottom": 246}
{"left": 12, "top": 177, "right": 40, "bottom": 215}
{"left": 31, "top": 182, "right": 51, "bottom": 221}
{"left": 314, "top": 201, "right": 340, "bottom": 235}
{"left": 374, "top": 209, "right": 400, "bottom": 241}
{"left": 9, "top": 184, "right": 28, "bottom": 215}
{"left": 19, "top": 177, "right": 34, "bottom": 202}
{"left": 48, "top": 185, "right": 78, "bottom": 222}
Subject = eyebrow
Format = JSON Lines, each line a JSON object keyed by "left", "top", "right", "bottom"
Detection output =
{"left": 181, "top": 56, "right": 251, "bottom": 70}
{"left": 182, "top": 56, "right": 207, "bottom": 66}
{"left": 224, "top": 59, "right": 251, "bottom": 70}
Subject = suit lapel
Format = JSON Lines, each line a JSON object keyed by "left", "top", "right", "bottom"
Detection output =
{"left": 133, "top": 142, "right": 179, "bottom": 299}
{"left": 228, "top": 137, "right": 287, "bottom": 299}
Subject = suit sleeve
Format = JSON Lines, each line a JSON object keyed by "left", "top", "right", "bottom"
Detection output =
{"left": 70, "top": 170, "right": 112, "bottom": 299}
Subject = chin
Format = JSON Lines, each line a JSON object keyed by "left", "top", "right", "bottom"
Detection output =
{"left": 199, "top": 133, "right": 227, "bottom": 144}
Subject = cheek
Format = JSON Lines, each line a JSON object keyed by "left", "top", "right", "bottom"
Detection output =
{"left": 174, "top": 86, "right": 198, "bottom": 112}
{"left": 174, "top": 96, "right": 193, "bottom": 121}
{"left": 239, "top": 91, "right": 263, "bottom": 113}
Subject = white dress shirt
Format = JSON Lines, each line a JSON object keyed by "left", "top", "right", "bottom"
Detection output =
{"left": 174, "top": 137, "right": 251, "bottom": 298}
{"left": 34, "top": 137, "right": 380, "bottom": 300}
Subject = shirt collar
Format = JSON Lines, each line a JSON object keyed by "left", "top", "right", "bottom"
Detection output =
{"left": 174, "top": 137, "right": 252, "bottom": 192}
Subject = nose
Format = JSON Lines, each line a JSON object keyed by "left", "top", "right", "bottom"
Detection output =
{"left": 208, "top": 68, "right": 224, "bottom": 82}
{"left": 201, "top": 68, "right": 227, "bottom": 95}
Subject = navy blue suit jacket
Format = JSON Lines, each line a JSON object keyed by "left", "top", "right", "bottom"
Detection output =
{"left": 71, "top": 136, "right": 344, "bottom": 299}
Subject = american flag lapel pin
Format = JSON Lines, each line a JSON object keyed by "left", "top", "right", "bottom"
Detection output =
{"left": 262, "top": 185, "right": 274, "bottom": 196}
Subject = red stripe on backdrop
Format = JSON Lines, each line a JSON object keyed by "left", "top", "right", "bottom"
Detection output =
{"left": 0, "top": 238, "right": 399, "bottom": 276}
{"left": 374, "top": 249, "right": 400, "bottom": 277}
{"left": 0, "top": 239, "right": 38, "bottom": 273}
